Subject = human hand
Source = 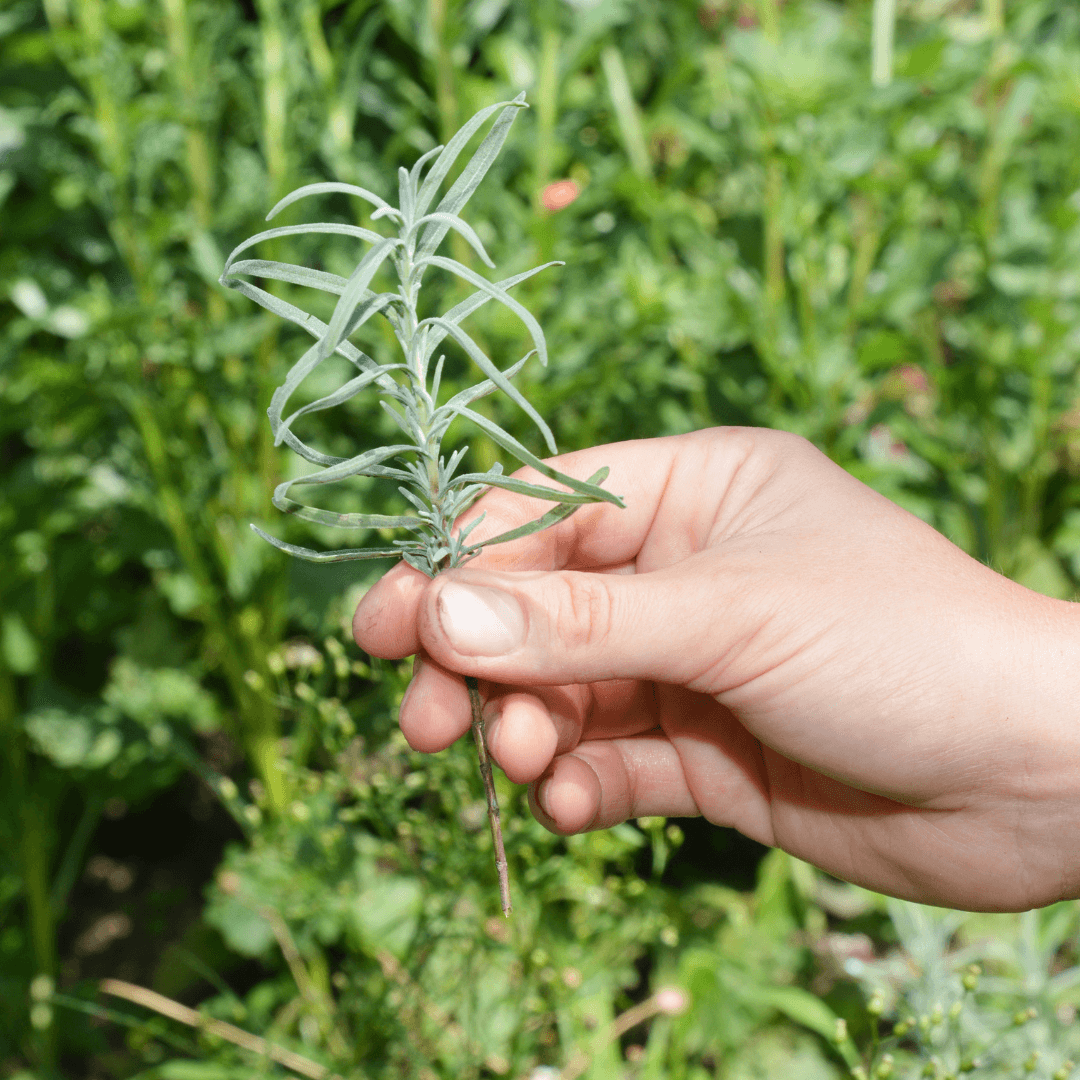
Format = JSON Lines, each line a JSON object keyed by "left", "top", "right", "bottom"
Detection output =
{"left": 353, "top": 427, "right": 1080, "bottom": 911}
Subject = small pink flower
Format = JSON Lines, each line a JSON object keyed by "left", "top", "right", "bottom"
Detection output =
{"left": 541, "top": 179, "right": 581, "bottom": 212}
{"left": 896, "top": 364, "right": 929, "bottom": 395}
{"left": 867, "top": 423, "right": 908, "bottom": 462}
{"left": 654, "top": 987, "right": 689, "bottom": 1015}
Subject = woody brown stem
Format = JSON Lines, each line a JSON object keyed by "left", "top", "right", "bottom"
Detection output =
{"left": 465, "top": 675, "right": 511, "bottom": 916}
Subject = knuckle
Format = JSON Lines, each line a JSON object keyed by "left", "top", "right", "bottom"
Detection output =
{"left": 551, "top": 572, "right": 615, "bottom": 652}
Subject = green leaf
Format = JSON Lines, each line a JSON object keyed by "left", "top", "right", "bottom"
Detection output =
{"left": 471, "top": 470, "right": 613, "bottom": 549}
{"left": 430, "top": 320, "right": 556, "bottom": 452}
{"left": 249, "top": 526, "right": 404, "bottom": 564}
{"left": 408, "top": 212, "right": 494, "bottom": 268}
{"left": 414, "top": 94, "right": 526, "bottom": 220}
{"left": 419, "top": 262, "right": 561, "bottom": 368}
{"left": 415, "top": 97, "right": 528, "bottom": 257}
{"left": 350, "top": 874, "right": 422, "bottom": 959}
{"left": 265, "top": 180, "right": 398, "bottom": 220}
{"left": 449, "top": 468, "right": 610, "bottom": 504}
{"left": 451, "top": 406, "right": 624, "bottom": 506}
{"left": 317, "top": 237, "right": 400, "bottom": 362}
{"left": 206, "top": 894, "right": 274, "bottom": 957}
{"left": 1, "top": 613, "right": 38, "bottom": 674}
{"left": 420, "top": 254, "right": 553, "bottom": 365}
{"left": 220, "top": 222, "right": 384, "bottom": 276}
{"left": 750, "top": 986, "right": 859, "bottom": 1068}
{"left": 223, "top": 258, "right": 348, "bottom": 294}
{"left": 24, "top": 709, "right": 121, "bottom": 770}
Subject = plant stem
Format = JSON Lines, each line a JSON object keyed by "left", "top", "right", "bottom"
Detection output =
{"left": 871, "top": 0, "right": 897, "bottom": 88}
{"left": 429, "top": 0, "right": 457, "bottom": 144}
{"left": 256, "top": 0, "right": 289, "bottom": 198}
{"left": 601, "top": 45, "right": 651, "bottom": 180}
{"left": 534, "top": 26, "right": 560, "bottom": 196}
{"left": 466, "top": 675, "right": 511, "bottom": 916}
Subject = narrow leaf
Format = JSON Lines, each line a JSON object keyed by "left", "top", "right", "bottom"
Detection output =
{"left": 467, "top": 469, "right": 613, "bottom": 548}
{"left": 447, "top": 471, "right": 609, "bottom": 504}
{"left": 410, "top": 143, "right": 443, "bottom": 190}
{"left": 429, "top": 321, "right": 556, "bottom": 453}
{"left": 274, "top": 444, "right": 416, "bottom": 493}
{"left": 225, "top": 259, "right": 348, "bottom": 294}
{"left": 276, "top": 427, "right": 347, "bottom": 468}
{"left": 429, "top": 354, "right": 531, "bottom": 421}
{"left": 266, "top": 182, "right": 397, "bottom": 220}
{"left": 219, "top": 279, "right": 363, "bottom": 367}
{"left": 273, "top": 502, "right": 423, "bottom": 532}
{"left": 268, "top": 293, "right": 397, "bottom": 443}
{"left": 408, "top": 213, "right": 494, "bottom": 268}
{"left": 279, "top": 364, "right": 406, "bottom": 435}
{"left": 417, "top": 97, "right": 528, "bottom": 255}
{"left": 398, "top": 166, "right": 414, "bottom": 225}
{"left": 415, "top": 94, "right": 526, "bottom": 219}
{"left": 221, "top": 223, "right": 384, "bottom": 274}
{"left": 420, "top": 262, "right": 562, "bottom": 367}
{"left": 420, "top": 254, "right": 551, "bottom": 364}
{"left": 318, "top": 238, "right": 400, "bottom": 361}
{"left": 251, "top": 526, "right": 403, "bottom": 564}
{"left": 453, "top": 406, "right": 624, "bottom": 505}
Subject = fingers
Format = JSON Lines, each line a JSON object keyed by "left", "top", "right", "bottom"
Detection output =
{"left": 529, "top": 734, "right": 703, "bottom": 834}
{"left": 484, "top": 693, "right": 559, "bottom": 784}
{"left": 417, "top": 560, "right": 724, "bottom": 690}
{"left": 353, "top": 560, "right": 427, "bottom": 659}
{"left": 353, "top": 427, "right": 783, "bottom": 659}
{"left": 396, "top": 654, "right": 470, "bottom": 753}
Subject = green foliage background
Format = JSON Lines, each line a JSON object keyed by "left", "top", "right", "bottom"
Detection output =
{"left": 4, "top": 0, "right": 1080, "bottom": 1077}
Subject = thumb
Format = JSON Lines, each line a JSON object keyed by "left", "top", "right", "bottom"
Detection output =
{"left": 417, "top": 563, "right": 721, "bottom": 688}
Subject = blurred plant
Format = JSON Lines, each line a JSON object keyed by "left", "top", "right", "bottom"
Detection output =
{"left": 5, "top": 0, "right": 1080, "bottom": 1075}
{"left": 820, "top": 896, "right": 1080, "bottom": 1079}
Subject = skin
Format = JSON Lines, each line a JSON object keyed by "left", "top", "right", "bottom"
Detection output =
{"left": 353, "top": 427, "right": 1080, "bottom": 912}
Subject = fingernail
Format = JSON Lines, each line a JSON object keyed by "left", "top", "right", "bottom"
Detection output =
{"left": 438, "top": 582, "right": 524, "bottom": 656}
{"left": 535, "top": 776, "right": 553, "bottom": 817}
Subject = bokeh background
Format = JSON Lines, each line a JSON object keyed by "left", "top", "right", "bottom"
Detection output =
{"left": 5, "top": 0, "right": 1080, "bottom": 1076}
